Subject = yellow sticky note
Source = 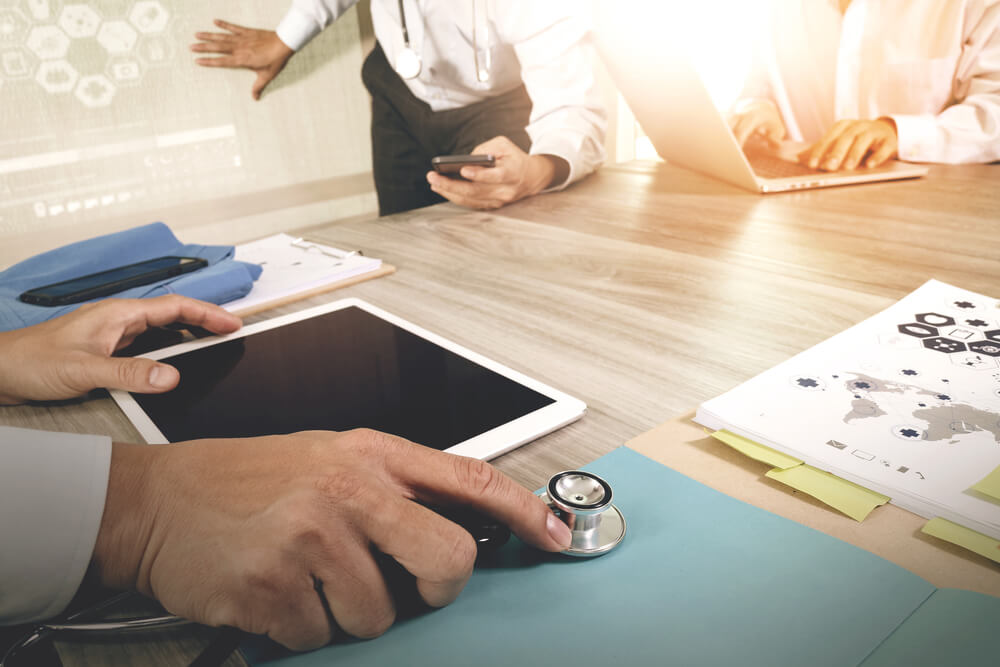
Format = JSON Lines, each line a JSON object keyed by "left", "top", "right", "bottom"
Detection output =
{"left": 922, "top": 518, "right": 1000, "bottom": 565}
{"left": 711, "top": 430, "right": 802, "bottom": 470}
{"left": 970, "top": 465, "right": 1000, "bottom": 503}
{"left": 765, "top": 465, "right": 890, "bottom": 522}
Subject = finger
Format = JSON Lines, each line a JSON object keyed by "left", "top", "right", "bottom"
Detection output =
{"left": 311, "top": 541, "right": 396, "bottom": 639}
{"left": 190, "top": 42, "right": 235, "bottom": 55}
{"left": 379, "top": 439, "right": 572, "bottom": 552}
{"left": 731, "top": 115, "right": 755, "bottom": 148}
{"left": 459, "top": 161, "right": 507, "bottom": 184}
{"left": 73, "top": 356, "right": 180, "bottom": 394}
{"left": 364, "top": 496, "right": 477, "bottom": 608}
{"left": 866, "top": 140, "right": 896, "bottom": 168}
{"left": 842, "top": 132, "right": 877, "bottom": 171}
{"left": 253, "top": 578, "right": 334, "bottom": 651}
{"left": 195, "top": 56, "right": 239, "bottom": 68}
{"left": 429, "top": 180, "right": 503, "bottom": 209}
{"left": 193, "top": 32, "right": 236, "bottom": 43}
{"left": 114, "top": 295, "right": 242, "bottom": 341}
{"left": 252, "top": 71, "right": 273, "bottom": 100}
{"left": 804, "top": 120, "right": 850, "bottom": 168}
{"left": 214, "top": 19, "right": 247, "bottom": 35}
{"left": 818, "top": 127, "right": 864, "bottom": 171}
{"left": 762, "top": 119, "right": 786, "bottom": 146}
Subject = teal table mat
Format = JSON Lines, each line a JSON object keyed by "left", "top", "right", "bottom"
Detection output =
{"left": 245, "top": 446, "right": 956, "bottom": 666}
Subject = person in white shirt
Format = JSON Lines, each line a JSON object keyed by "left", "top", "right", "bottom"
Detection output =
{"left": 191, "top": 1, "right": 607, "bottom": 215}
{"left": 728, "top": 0, "right": 1000, "bottom": 171}
{"left": 0, "top": 296, "right": 571, "bottom": 649}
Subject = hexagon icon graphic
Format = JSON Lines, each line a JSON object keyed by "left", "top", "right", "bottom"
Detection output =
{"left": 898, "top": 322, "right": 938, "bottom": 338}
{"left": 74, "top": 73, "right": 115, "bottom": 107}
{"left": 129, "top": 1, "right": 169, "bottom": 34}
{"left": 0, "top": 8, "right": 29, "bottom": 46}
{"left": 969, "top": 340, "right": 1000, "bottom": 358}
{"left": 25, "top": 0, "right": 57, "bottom": 22}
{"left": 1, "top": 47, "right": 35, "bottom": 79}
{"left": 136, "top": 33, "right": 172, "bottom": 66}
{"left": 915, "top": 312, "right": 955, "bottom": 327}
{"left": 97, "top": 19, "right": 137, "bottom": 54}
{"left": 921, "top": 337, "right": 967, "bottom": 354}
{"left": 105, "top": 55, "right": 142, "bottom": 85}
{"left": 58, "top": 4, "right": 100, "bottom": 39}
{"left": 950, "top": 352, "right": 998, "bottom": 370}
{"left": 26, "top": 25, "right": 70, "bottom": 60}
{"left": 35, "top": 58, "right": 78, "bottom": 93}
{"left": 985, "top": 329, "right": 1000, "bottom": 343}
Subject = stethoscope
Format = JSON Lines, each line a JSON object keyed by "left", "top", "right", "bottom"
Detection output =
{"left": 394, "top": 0, "right": 492, "bottom": 83}
{"left": 1, "top": 471, "right": 623, "bottom": 665}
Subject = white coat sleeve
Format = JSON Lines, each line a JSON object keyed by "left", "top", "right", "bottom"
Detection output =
{"left": 503, "top": 2, "right": 608, "bottom": 190}
{"left": 891, "top": 3, "right": 1000, "bottom": 164}
{"left": 0, "top": 427, "right": 111, "bottom": 625}
{"left": 276, "top": 0, "right": 362, "bottom": 51}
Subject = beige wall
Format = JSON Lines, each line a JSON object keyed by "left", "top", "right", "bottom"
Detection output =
{"left": 0, "top": 1, "right": 377, "bottom": 268}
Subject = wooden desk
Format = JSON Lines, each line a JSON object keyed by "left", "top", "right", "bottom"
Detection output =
{"left": 2, "top": 162, "right": 998, "bottom": 665}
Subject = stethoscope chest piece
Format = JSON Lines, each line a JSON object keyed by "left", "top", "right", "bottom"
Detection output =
{"left": 539, "top": 470, "right": 626, "bottom": 557}
{"left": 394, "top": 46, "right": 421, "bottom": 80}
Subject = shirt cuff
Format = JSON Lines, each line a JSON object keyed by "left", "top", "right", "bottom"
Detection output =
{"left": 276, "top": 6, "right": 324, "bottom": 52}
{"left": 889, "top": 113, "right": 941, "bottom": 163}
{"left": 531, "top": 132, "right": 604, "bottom": 192}
{"left": 0, "top": 428, "right": 112, "bottom": 625}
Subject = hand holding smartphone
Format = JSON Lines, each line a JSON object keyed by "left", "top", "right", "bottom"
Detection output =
{"left": 430, "top": 154, "right": 496, "bottom": 178}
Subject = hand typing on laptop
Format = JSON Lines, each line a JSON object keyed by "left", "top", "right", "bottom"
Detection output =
{"left": 799, "top": 118, "right": 899, "bottom": 171}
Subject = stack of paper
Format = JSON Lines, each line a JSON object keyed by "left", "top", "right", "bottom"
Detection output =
{"left": 223, "top": 233, "right": 385, "bottom": 314}
{"left": 696, "top": 280, "right": 1000, "bottom": 542}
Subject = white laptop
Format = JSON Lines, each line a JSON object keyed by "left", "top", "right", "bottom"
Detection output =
{"left": 595, "top": 12, "right": 929, "bottom": 193}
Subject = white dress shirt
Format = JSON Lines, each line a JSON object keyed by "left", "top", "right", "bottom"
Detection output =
{"left": 751, "top": 0, "right": 1000, "bottom": 163}
{"left": 0, "top": 427, "right": 111, "bottom": 625}
{"left": 276, "top": 0, "right": 607, "bottom": 187}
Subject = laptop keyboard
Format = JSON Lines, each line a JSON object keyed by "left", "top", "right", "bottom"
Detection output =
{"left": 748, "top": 153, "right": 822, "bottom": 179}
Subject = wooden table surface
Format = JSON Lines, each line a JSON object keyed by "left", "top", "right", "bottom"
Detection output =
{"left": 2, "top": 161, "right": 998, "bottom": 665}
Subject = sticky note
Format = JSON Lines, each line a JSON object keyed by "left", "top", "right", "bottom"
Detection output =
{"left": 765, "top": 464, "right": 890, "bottom": 522}
{"left": 970, "top": 465, "right": 1000, "bottom": 503}
{"left": 711, "top": 430, "right": 802, "bottom": 470}
{"left": 921, "top": 518, "right": 1000, "bottom": 565}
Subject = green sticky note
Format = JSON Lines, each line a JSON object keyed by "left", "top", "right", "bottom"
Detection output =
{"left": 970, "top": 465, "right": 1000, "bottom": 503}
{"left": 711, "top": 430, "right": 803, "bottom": 469}
{"left": 766, "top": 465, "right": 890, "bottom": 522}
{"left": 921, "top": 518, "right": 1000, "bottom": 565}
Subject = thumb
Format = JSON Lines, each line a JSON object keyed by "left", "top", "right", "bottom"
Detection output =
{"left": 252, "top": 71, "right": 273, "bottom": 100}
{"left": 87, "top": 357, "right": 180, "bottom": 394}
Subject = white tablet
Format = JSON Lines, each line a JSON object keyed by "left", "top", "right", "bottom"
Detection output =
{"left": 110, "top": 298, "right": 586, "bottom": 460}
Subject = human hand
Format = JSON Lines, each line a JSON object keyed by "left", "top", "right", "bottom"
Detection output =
{"left": 426, "top": 136, "right": 567, "bottom": 210}
{"left": 0, "top": 296, "right": 241, "bottom": 404}
{"left": 191, "top": 19, "right": 295, "bottom": 100}
{"left": 93, "top": 429, "right": 573, "bottom": 649}
{"left": 800, "top": 118, "right": 898, "bottom": 171}
{"left": 727, "top": 99, "right": 787, "bottom": 149}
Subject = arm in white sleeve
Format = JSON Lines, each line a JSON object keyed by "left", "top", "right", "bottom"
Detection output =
{"left": 0, "top": 427, "right": 111, "bottom": 625}
{"left": 503, "top": 2, "right": 607, "bottom": 190}
{"left": 891, "top": 3, "right": 1000, "bottom": 164}
{"left": 276, "top": 0, "right": 361, "bottom": 51}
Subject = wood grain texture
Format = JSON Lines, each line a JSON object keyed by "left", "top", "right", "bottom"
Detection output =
{"left": 2, "top": 161, "right": 997, "bottom": 665}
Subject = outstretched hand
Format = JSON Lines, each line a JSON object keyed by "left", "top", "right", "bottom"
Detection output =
{"left": 191, "top": 19, "right": 295, "bottom": 100}
{"left": 0, "top": 295, "right": 242, "bottom": 404}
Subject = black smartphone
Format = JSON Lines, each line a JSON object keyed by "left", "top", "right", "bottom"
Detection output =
{"left": 431, "top": 154, "right": 496, "bottom": 176}
{"left": 19, "top": 256, "right": 209, "bottom": 307}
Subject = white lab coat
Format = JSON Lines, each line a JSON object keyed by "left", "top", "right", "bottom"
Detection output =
{"left": 277, "top": 0, "right": 607, "bottom": 187}
{"left": 0, "top": 427, "right": 111, "bottom": 624}
{"left": 749, "top": 0, "right": 1000, "bottom": 163}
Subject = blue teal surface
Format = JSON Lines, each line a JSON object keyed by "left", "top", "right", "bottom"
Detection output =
{"left": 861, "top": 588, "right": 1000, "bottom": 666}
{"left": 245, "top": 447, "right": 943, "bottom": 666}
{"left": 0, "top": 222, "right": 262, "bottom": 331}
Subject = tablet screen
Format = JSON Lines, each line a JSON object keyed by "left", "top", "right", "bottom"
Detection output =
{"left": 130, "top": 305, "right": 557, "bottom": 450}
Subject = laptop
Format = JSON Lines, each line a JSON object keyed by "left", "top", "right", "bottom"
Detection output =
{"left": 594, "top": 15, "right": 929, "bottom": 193}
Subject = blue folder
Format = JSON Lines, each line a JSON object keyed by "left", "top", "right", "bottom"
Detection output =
{"left": 0, "top": 222, "right": 262, "bottom": 332}
{"left": 244, "top": 447, "right": 1000, "bottom": 666}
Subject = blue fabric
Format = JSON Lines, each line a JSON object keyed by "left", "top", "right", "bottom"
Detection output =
{"left": 0, "top": 222, "right": 262, "bottom": 332}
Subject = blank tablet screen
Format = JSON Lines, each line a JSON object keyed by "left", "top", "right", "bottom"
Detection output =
{"left": 131, "top": 305, "right": 556, "bottom": 449}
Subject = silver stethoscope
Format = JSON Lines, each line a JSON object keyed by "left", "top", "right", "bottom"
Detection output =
{"left": 1, "top": 471, "right": 623, "bottom": 664}
{"left": 394, "top": 0, "right": 492, "bottom": 83}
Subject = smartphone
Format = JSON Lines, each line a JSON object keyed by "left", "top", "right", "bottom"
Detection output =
{"left": 19, "top": 256, "right": 209, "bottom": 307}
{"left": 431, "top": 154, "right": 496, "bottom": 176}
